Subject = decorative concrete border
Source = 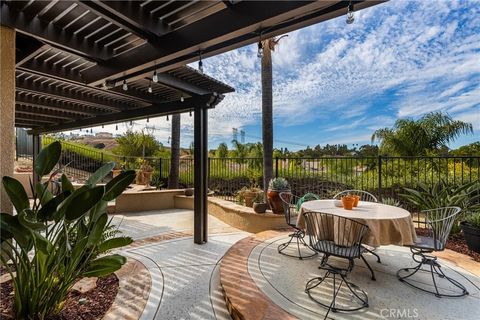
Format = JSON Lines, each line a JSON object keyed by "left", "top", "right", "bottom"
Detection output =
{"left": 219, "top": 230, "right": 296, "bottom": 320}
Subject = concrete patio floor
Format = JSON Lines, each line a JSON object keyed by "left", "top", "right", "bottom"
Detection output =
{"left": 110, "top": 209, "right": 249, "bottom": 320}
{"left": 247, "top": 234, "right": 480, "bottom": 319}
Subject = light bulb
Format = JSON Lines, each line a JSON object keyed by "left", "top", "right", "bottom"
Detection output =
{"left": 148, "top": 82, "right": 153, "bottom": 93}
{"left": 346, "top": 3, "right": 354, "bottom": 24}
{"left": 152, "top": 70, "right": 158, "bottom": 83}
{"left": 115, "top": 124, "right": 118, "bottom": 130}
{"left": 180, "top": 95, "right": 184, "bottom": 102}
{"left": 166, "top": 115, "right": 169, "bottom": 121}
{"left": 198, "top": 59, "right": 203, "bottom": 74}
{"left": 189, "top": 110, "right": 192, "bottom": 117}
{"left": 257, "top": 42, "right": 263, "bottom": 58}
{"left": 146, "top": 117, "right": 149, "bottom": 123}
{"left": 122, "top": 80, "right": 128, "bottom": 91}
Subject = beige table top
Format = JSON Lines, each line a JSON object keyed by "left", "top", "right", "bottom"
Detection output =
{"left": 297, "top": 200, "right": 417, "bottom": 247}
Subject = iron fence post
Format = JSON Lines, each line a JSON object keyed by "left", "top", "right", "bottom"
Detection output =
{"left": 158, "top": 158, "right": 162, "bottom": 179}
{"left": 275, "top": 157, "right": 279, "bottom": 178}
{"left": 378, "top": 155, "right": 382, "bottom": 200}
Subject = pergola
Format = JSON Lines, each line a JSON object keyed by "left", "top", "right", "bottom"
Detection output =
{"left": 1, "top": 0, "right": 383, "bottom": 243}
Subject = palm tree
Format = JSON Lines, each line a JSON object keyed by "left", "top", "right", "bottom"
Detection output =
{"left": 261, "top": 36, "right": 287, "bottom": 192}
{"left": 372, "top": 112, "right": 473, "bottom": 156}
{"left": 231, "top": 139, "right": 248, "bottom": 163}
{"left": 168, "top": 113, "right": 181, "bottom": 188}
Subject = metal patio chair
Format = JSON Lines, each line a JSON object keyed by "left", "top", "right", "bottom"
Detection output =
{"left": 333, "top": 189, "right": 378, "bottom": 203}
{"left": 277, "top": 192, "right": 318, "bottom": 259}
{"left": 333, "top": 189, "right": 382, "bottom": 270}
{"left": 397, "top": 206, "right": 468, "bottom": 297}
{"left": 303, "top": 211, "right": 370, "bottom": 315}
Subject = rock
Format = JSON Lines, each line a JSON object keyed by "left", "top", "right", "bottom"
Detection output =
{"left": 78, "top": 298, "right": 87, "bottom": 305}
{"left": 72, "top": 277, "right": 97, "bottom": 293}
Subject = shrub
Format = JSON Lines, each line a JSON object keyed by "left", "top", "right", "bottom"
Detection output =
{"left": 268, "top": 177, "right": 290, "bottom": 191}
{"left": 0, "top": 141, "right": 135, "bottom": 319}
{"left": 464, "top": 211, "right": 480, "bottom": 229}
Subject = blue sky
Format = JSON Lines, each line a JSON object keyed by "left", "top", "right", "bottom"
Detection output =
{"left": 88, "top": 0, "right": 480, "bottom": 150}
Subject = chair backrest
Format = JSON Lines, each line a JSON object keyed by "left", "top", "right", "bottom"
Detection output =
{"left": 333, "top": 190, "right": 378, "bottom": 202}
{"left": 279, "top": 192, "right": 301, "bottom": 226}
{"left": 303, "top": 211, "right": 369, "bottom": 259}
{"left": 423, "top": 207, "right": 461, "bottom": 251}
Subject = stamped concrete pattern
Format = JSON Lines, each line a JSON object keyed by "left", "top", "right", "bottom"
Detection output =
{"left": 248, "top": 234, "right": 480, "bottom": 320}
{"left": 111, "top": 209, "right": 249, "bottom": 320}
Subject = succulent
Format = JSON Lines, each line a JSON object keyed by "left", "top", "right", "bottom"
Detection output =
{"left": 268, "top": 177, "right": 290, "bottom": 191}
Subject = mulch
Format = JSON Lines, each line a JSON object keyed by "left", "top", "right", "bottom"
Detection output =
{"left": 416, "top": 228, "right": 480, "bottom": 262}
{"left": 0, "top": 274, "right": 119, "bottom": 320}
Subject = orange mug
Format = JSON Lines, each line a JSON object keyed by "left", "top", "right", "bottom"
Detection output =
{"left": 341, "top": 196, "right": 355, "bottom": 210}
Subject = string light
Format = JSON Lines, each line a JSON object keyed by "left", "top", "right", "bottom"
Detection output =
{"left": 122, "top": 80, "right": 128, "bottom": 91}
{"left": 180, "top": 93, "right": 184, "bottom": 102}
{"left": 257, "top": 41, "right": 263, "bottom": 58}
{"left": 115, "top": 124, "right": 118, "bottom": 130}
{"left": 148, "top": 81, "right": 153, "bottom": 93}
{"left": 346, "top": 1, "right": 355, "bottom": 24}
{"left": 152, "top": 70, "right": 158, "bottom": 83}
{"left": 146, "top": 117, "right": 149, "bottom": 123}
{"left": 90, "top": 128, "right": 93, "bottom": 133}
{"left": 101, "top": 124, "right": 104, "bottom": 129}
{"left": 189, "top": 110, "right": 192, "bottom": 117}
{"left": 166, "top": 115, "right": 169, "bottom": 121}
{"left": 198, "top": 52, "right": 203, "bottom": 74}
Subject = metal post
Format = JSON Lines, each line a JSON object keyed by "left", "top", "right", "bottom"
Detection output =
{"left": 32, "top": 134, "right": 41, "bottom": 185}
{"left": 275, "top": 157, "right": 279, "bottom": 178}
{"left": 158, "top": 158, "right": 162, "bottom": 179}
{"left": 378, "top": 155, "right": 382, "bottom": 200}
{"left": 194, "top": 106, "right": 208, "bottom": 244}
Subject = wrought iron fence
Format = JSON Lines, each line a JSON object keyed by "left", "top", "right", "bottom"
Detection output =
{"left": 18, "top": 138, "right": 479, "bottom": 228}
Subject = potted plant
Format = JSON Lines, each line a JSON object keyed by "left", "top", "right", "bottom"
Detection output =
{"left": 237, "top": 186, "right": 262, "bottom": 207}
{"left": 267, "top": 177, "right": 290, "bottom": 214}
{"left": 140, "top": 161, "right": 153, "bottom": 186}
{"left": 253, "top": 192, "right": 267, "bottom": 214}
{"left": 461, "top": 212, "right": 480, "bottom": 254}
{"left": 112, "top": 162, "right": 123, "bottom": 178}
{"left": 185, "top": 188, "right": 194, "bottom": 196}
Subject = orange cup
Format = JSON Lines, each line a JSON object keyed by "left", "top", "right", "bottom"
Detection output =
{"left": 353, "top": 195, "right": 360, "bottom": 207}
{"left": 341, "top": 196, "right": 355, "bottom": 210}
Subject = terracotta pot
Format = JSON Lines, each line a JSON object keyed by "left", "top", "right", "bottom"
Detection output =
{"left": 135, "top": 170, "right": 144, "bottom": 185}
{"left": 352, "top": 195, "right": 360, "bottom": 207}
{"left": 267, "top": 189, "right": 290, "bottom": 215}
{"left": 253, "top": 202, "right": 267, "bottom": 214}
{"left": 244, "top": 191, "right": 258, "bottom": 207}
{"left": 142, "top": 171, "right": 153, "bottom": 185}
{"left": 341, "top": 196, "right": 355, "bottom": 210}
{"left": 112, "top": 169, "right": 122, "bottom": 178}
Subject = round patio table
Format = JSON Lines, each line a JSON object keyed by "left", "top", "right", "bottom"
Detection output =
{"left": 297, "top": 200, "right": 417, "bottom": 247}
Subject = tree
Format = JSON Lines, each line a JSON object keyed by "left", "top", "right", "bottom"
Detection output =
{"left": 168, "top": 113, "right": 181, "bottom": 188}
{"left": 261, "top": 36, "right": 287, "bottom": 192}
{"left": 372, "top": 112, "right": 473, "bottom": 156}
{"left": 217, "top": 142, "right": 229, "bottom": 159}
{"left": 115, "top": 131, "right": 161, "bottom": 157}
{"left": 231, "top": 139, "right": 248, "bottom": 163}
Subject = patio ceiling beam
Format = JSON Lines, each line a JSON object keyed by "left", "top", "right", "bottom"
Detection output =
{"left": 15, "top": 114, "right": 58, "bottom": 125}
{"left": 16, "top": 94, "right": 106, "bottom": 117}
{"left": 28, "top": 94, "right": 223, "bottom": 134}
{"left": 0, "top": 3, "right": 112, "bottom": 61}
{"left": 15, "top": 106, "right": 78, "bottom": 120}
{"left": 114, "top": 72, "right": 210, "bottom": 96}
{"left": 16, "top": 77, "right": 135, "bottom": 112}
{"left": 15, "top": 41, "right": 47, "bottom": 67}
{"left": 78, "top": 0, "right": 171, "bottom": 41}
{"left": 81, "top": 0, "right": 330, "bottom": 85}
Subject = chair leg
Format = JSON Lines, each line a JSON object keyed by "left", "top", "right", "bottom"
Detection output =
{"left": 360, "top": 255, "right": 376, "bottom": 281}
{"left": 363, "top": 247, "right": 381, "bottom": 263}
{"left": 397, "top": 250, "right": 469, "bottom": 298}
{"left": 277, "top": 230, "right": 317, "bottom": 260}
{"left": 305, "top": 270, "right": 368, "bottom": 313}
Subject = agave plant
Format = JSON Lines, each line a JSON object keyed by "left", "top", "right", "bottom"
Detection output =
{"left": 401, "top": 180, "right": 480, "bottom": 229}
{"left": 0, "top": 141, "right": 135, "bottom": 319}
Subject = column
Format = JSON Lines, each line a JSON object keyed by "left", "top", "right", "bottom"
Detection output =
{"left": 0, "top": 26, "right": 15, "bottom": 214}
{"left": 194, "top": 106, "right": 208, "bottom": 244}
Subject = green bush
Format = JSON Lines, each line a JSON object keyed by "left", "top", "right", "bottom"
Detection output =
{"left": 1, "top": 141, "right": 135, "bottom": 319}
{"left": 464, "top": 212, "right": 480, "bottom": 229}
